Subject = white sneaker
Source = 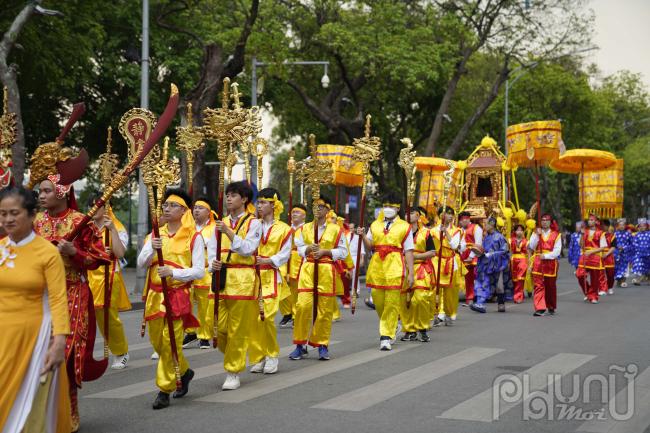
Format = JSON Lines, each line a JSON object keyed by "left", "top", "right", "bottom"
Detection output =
{"left": 583, "top": 296, "right": 588, "bottom": 302}
{"left": 450, "top": 315, "right": 457, "bottom": 321}
{"left": 250, "top": 360, "right": 265, "bottom": 373}
{"left": 607, "top": 289, "right": 614, "bottom": 295}
{"left": 263, "top": 357, "right": 279, "bottom": 374}
{"left": 380, "top": 340, "right": 392, "bottom": 351}
{"left": 598, "top": 291, "right": 607, "bottom": 296}
{"left": 438, "top": 313, "right": 447, "bottom": 320}
{"left": 150, "top": 352, "right": 159, "bottom": 360}
{"left": 222, "top": 373, "right": 240, "bottom": 390}
{"left": 111, "top": 353, "right": 129, "bottom": 370}
{"left": 591, "top": 299, "right": 599, "bottom": 304}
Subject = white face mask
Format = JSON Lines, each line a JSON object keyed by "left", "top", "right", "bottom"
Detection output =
{"left": 383, "top": 207, "right": 397, "bottom": 220}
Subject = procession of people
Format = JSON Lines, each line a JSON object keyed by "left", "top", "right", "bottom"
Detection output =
{"left": 0, "top": 86, "right": 648, "bottom": 433}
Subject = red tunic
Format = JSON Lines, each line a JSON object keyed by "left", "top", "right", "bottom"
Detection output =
{"left": 34, "top": 209, "right": 109, "bottom": 386}
{"left": 578, "top": 229, "right": 605, "bottom": 270}
{"left": 510, "top": 237, "right": 528, "bottom": 281}
{"left": 461, "top": 224, "right": 478, "bottom": 266}
{"left": 532, "top": 230, "right": 559, "bottom": 277}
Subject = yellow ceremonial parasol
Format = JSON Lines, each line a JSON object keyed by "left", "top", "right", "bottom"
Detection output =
{"left": 582, "top": 159, "right": 624, "bottom": 219}
{"left": 506, "top": 121, "right": 562, "bottom": 231}
{"left": 415, "top": 156, "right": 463, "bottom": 217}
{"left": 549, "top": 148, "right": 617, "bottom": 218}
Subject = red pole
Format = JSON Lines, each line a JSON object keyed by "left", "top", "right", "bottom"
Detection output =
{"left": 351, "top": 189, "right": 367, "bottom": 315}
{"left": 211, "top": 186, "right": 224, "bottom": 348}
{"left": 103, "top": 227, "right": 111, "bottom": 359}
{"left": 150, "top": 216, "right": 183, "bottom": 391}
{"left": 312, "top": 211, "right": 319, "bottom": 323}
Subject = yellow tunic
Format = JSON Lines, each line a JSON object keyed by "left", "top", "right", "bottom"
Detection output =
{"left": 0, "top": 234, "right": 70, "bottom": 430}
{"left": 430, "top": 225, "right": 462, "bottom": 288}
{"left": 87, "top": 226, "right": 131, "bottom": 311}
{"left": 249, "top": 220, "right": 293, "bottom": 364}
{"left": 187, "top": 222, "right": 216, "bottom": 340}
{"left": 366, "top": 218, "right": 411, "bottom": 290}
{"left": 219, "top": 214, "right": 257, "bottom": 300}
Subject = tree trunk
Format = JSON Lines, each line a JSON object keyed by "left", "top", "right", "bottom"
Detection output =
{"left": 0, "top": 1, "right": 41, "bottom": 186}
{"left": 443, "top": 64, "right": 509, "bottom": 159}
{"left": 423, "top": 51, "right": 471, "bottom": 157}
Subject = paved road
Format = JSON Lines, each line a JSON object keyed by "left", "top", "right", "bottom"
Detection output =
{"left": 81, "top": 259, "right": 650, "bottom": 433}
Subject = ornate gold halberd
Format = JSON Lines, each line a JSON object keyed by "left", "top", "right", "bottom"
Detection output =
{"left": 462, "top": 137, "right": 506, "bottom": 221}
{"left": 176, "top": 103, "right": 206, "bottom": 188}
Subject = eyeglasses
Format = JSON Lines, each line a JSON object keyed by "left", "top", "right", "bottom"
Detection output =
{"left": 162, "top": 202, "right": 184, "bottom": 210}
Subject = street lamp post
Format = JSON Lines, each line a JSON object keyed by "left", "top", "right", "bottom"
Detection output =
{"left": 249, "top": 57, "right": 330, "bottom": 184}
{"left": 503, "top": 47, "right": 597, "bottom": 156}
{"left": 135, "top": 0, "right": 150, "bottom": 294}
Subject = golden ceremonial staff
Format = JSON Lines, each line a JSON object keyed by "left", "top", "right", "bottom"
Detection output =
{"left": 398, "top": 137, "right": 417, "bottom": 308}
{"left": 350, "top": 115, "right": 381, "bottom": 314}
{"left": 433, "top": 160, "right": 456, "bottom": 315}
{"left": 176, "top": 103, "right": 205, "bottom": 195}
{"left": 252, "top": 137, "right": 269, "bottom": 321}
{"left": 298, "top": 134, "right": 333, "bottom": 322}
{"left": 143, "top": 135, "right": 183, "bottom": 391}
{"left": 97, "top": 127, "right": 120, "bottom": 360}
{"left": 287, "top": 149, "right": 297, "bottom": 220}
{"left": 0, "top": 87, "right": 17, "bottom": 187}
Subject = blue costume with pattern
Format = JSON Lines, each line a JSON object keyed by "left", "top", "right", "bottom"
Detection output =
{"left": 474, "top": 230, "right": 509, "bottom": 305}
{"left": 614, "top": 229, "right": 632, "bottom": 280}
{"left": 568, "top": 232, "right": 582, "bottom": 269}
{"left": 632, "top": 231, "right": 650, "bottom": 276}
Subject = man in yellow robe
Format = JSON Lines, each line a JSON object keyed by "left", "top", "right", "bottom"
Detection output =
{"left": 182, "top": 197, "right": 217, "bottom": 349}
{"left": 249, "top": 188, "right": 292, "bottom": 374}
{"left": 279, "top": 204, "right": 306, "bottom": 327}
{"left": 358, "top": 193, "right": 414, "bottom": 351}
{"left": 400, "top": 207, "right": 435, "bottom": 342}
{"left": 87, "top": 200, "right": 132, "bottom": 370}
{"left": 137, "top": 189, "right": 204, "bottom": 410}
{"left": 209, "top": 181, "right": 261, "bottom": 390}
{"left": 289, "top": 196, "right": 348, "bottom": 361}
{"left": 431, "top": 206, "right": 462, "bottom": 325}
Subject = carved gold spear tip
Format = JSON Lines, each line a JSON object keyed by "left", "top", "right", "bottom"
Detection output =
{"left": 230, "top": 82, "right": 243, "bottom": 111}
{"left": 222, "top": 78, "right": 231, "bottom": 109}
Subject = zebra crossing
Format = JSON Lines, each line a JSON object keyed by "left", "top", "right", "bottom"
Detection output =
{"left": 82, "top": 337, "right": 649, "bottom": 433}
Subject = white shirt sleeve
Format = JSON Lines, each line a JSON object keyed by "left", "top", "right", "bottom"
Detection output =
{"left": 460, "top": 235, "right": 467, "bottom": 253}
{"left": 171, "top": 235, "right": 206, "bottom": 282}
{"left": 270, "top": 229, "right": 292, "bottom": 268}
{"left": 330, "top": 230, "right": 349, "bottom": 261}
{"left": 230, "top": 218, "right": 262, "bottom": 257}
{"left": 528, "top": 233, "right": 539, "bottom": 252}
{"left": 544, "top": 235, "right": 563, "bottom": 260}
{"left": 599, "top": 235, "right": 608, "bottom": 249}
{"left": 403, "top": 230, "right": 414, "bottom": 252}
{"left": 137, "top": 236, "right": 154, "bottom": 269}
{"left": 366, "top": 227, "right": 373, "bottom": 242}
{"left": 118, "top": 230, "right": 128, "bottom": 249}
{"left": 469, "top": 225, "right": 483, "bottom": 259}
{"left": 449, "top": 230, "right": 460, "bottom": 250}
{"left": 206, "top": 228, "right": 217, "bottom": 265}
{"left": 296, "top": 230, "right": 307, "bottom": 258}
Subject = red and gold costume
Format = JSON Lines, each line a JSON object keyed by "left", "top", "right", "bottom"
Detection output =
{"left": 530, "top": 226, "right": 561, "bottom": 312}
{"left": 576, "top": 228, "right": 607, "bottom": 302}
{"left": 510, "top": 236, "right": 528, "bottom": 303}
{"left": 603, "top": 231, "right": 616, "bottom": 290}
{"left": 280, "top": 224, "right": 304, "bottom": 318}
{"left": 431, "top": 224, "right": 462, "bottom": 319}
{"left": 401, "top": 226, "right": 433, "bottom": 333}
{"left": 34, "top": 208, "right": 109, "bottom": 427}
{"left": 460, "top": 222, "right": 480, "bottom": 303}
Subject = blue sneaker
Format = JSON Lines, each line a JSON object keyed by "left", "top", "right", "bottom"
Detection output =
{"left": 318, "top": 345, "right": 330, "bottom": 360}
{"left": 289, "top": 345, "right": 307, "bottom": 360}
{"left": 470, "top": 303, "right": 486, "bottom": 313}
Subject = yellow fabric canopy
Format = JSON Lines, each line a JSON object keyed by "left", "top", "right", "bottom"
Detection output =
{"left": 506, "top": 120, "right": 561, "bottom": 168}
{"left": 549, "top": 148, "right": 617, "bottom": 173}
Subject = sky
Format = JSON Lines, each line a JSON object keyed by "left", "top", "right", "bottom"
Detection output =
{"left": 588, "top": 0, "right": 650, "bottom": 88}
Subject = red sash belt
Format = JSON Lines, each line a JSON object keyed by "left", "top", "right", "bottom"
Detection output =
{"left": 416, "top": 259, "right": 433, "bottom": 279}
{"left": 374, "top": 245, "right": 402, "bottom": 260}
{"left": 149, "top": 281, "right": 191, "bottom": 293}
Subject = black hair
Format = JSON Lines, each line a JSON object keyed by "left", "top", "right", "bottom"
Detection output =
{"left": 381, "top": 192, "right": 402, "bottom": 207}
{"left": 292, "top": 203, "right": 307, "bottom": 212}
{"left": 601, "top": 218, "right": 610, "bottom": 227}
{"left": 258, "top": 187, "right": 280, "bottom": 201}
{"left": 513, "top": 223, "right": 525, "bottom": 232}
{"left": 459, "top": 211, "right": 471, "bottom": 219}
{"left": 0, "top": 186, "right": 38, "bottom": 217}
{"left": 225, "top": 181, "right": 253, "bottom": 205}
{"left": 318, "top": 195, "right": 332, "bottom": 208}
{"left": 437, "top": 205, "right": 455, "bottom": 216}
{"left": 163, "top": 188, "right": 192, "bottom": 208}
{"left": 414, "top": 206, "right": 427, "bottom": 214}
